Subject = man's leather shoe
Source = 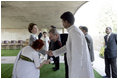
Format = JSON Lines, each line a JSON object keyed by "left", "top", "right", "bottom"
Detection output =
{"left": 102, "top": 76, "right": 109, "bottom": 78}
{"left": 52, "top": 67, "right": 59, "bottom": 71}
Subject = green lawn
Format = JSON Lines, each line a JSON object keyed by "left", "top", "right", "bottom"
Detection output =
{"left": 1, "top": 64, "right": 13, "bottom": 78}
{"left": 93, "top": 69, "right": 102, "bottom": 78}
{"left": 1, "top": 49, "right": 20, "bottom": 56}
{"left": 40, "top": 63, "right": 65, "bottom": 78}
{"left": 1, "top": 63, "right": 102, "bottom": 78}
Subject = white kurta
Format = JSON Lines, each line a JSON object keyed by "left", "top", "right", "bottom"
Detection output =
{"left": 12, "top": 46, "right": 41, "bottom": 78}
{"left": 52, "top": 25, "right": 94, "bottom": 78}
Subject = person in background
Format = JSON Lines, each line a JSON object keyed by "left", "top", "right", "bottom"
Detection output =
{"left": 48, "top": 27, "right": 62, "bottom": 71}
{"left": 28, "top": 23, "right": 46, "bottom": 56}
{"left": 41, "top": 31, "right": 50, "bottom": 60}
{"left": 80, "top": 26, "right": 95, "bottom": 64}
{"left": 103, "top": 27, "right": 117, "bottom": 78}
{"left": 28, "top": 23, "right": 38, "bottom": 46}
{"left": 12, "top": 39, "right": 50, "bottom": 78}
{"left": 42, "top": 31, "right": 50, "bottom": 51}
{"left": 48, "top": 11, "right": 94, "bottom": 78}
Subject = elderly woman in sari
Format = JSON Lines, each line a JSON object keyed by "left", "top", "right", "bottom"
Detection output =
{"left": 12, "top": 39, "right": 50, "bottom": 78}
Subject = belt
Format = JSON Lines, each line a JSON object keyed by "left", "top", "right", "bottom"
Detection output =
{"left": 20, "top": 55, "right": 34, "bottom": 62}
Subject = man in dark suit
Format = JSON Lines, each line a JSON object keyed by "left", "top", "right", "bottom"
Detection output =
{"left": 48, "top": 28, "right": 69, "bottom": 76}
{"left": 60, "top": 33, "right": 68, "bottom": 78}
{"left": 80, "top": 26, "right": 95, "bottom": 63}
{"left": 47, "top": 25, "right": 56, "bottom": 63}
{"left": 104, "top": 27, "right": 117, "bottom": 78}
{"left": 48, "top": 27, "right": 62, "bottom": 71}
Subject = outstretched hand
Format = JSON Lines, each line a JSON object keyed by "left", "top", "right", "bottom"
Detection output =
{"left": 46, "top": 50, "right": 53, "bottom": 56}
{"left": 43, "top": 60, "right": 50, "bottom": 64}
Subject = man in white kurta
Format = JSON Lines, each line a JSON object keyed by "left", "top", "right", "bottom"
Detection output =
{"left": 48, "top": 11, "right": 94, "bottom": 78}
{"left": 42, "top": 32, "right": 49, "bottom": 51}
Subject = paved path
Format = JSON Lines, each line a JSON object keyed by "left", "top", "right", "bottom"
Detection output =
{"left": 1, "top": 56, "right": 16, "bottom": 64}
{"left": 92, "top": 51, "right": 105, "bottom": 76}
{"left": 1, "top": 51, "right": 105, "bottom": 76}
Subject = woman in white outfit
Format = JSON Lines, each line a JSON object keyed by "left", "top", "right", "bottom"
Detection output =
{"left": 12, "top": 39, "right": 49, "bottom": 78}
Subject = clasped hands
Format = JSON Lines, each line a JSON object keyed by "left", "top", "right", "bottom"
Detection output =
{"left": 46, "top": 50, "right": 53, "bottom": 56}
{"left": 43, "top": 59, "right": 50, "bottom": 64}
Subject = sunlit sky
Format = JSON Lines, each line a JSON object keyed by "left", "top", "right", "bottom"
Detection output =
{"left": 74, "top": 0, "right": 118, "bottom": 36}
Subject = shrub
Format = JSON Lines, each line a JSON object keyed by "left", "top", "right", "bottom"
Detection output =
{"left": 99, "top": 47, "right": 104, "bottom": 58}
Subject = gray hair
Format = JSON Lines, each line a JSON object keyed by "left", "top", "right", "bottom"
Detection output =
{"left": 49, "top": 28, "right": 59, "bottom": 35}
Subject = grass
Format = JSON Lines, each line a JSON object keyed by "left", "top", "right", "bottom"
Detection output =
{"left": 1, "top": 63, "right": 102, "bottom": 78}
{"left": 93, "top": 69, "right": 102, "bottom": 78}
{"left": 40, "top": 63, "right": 65, "bottom": 78}
{"left": 1, "top": 49, "right": 20, "bottom": 56}
{"left": 99, "top": 47, "right": 104, "bottom": 58}
{"left": 1, "top": 64, "right": 13, "bottom": 78}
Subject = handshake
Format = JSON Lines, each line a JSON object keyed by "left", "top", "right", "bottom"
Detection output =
{"left": 46, "top": 50, "right": 53, "bottom": 56}
{"left": 43, "top": 59, "right": 50, "bottom": 64}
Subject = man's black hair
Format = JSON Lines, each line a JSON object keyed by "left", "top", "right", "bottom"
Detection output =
{"left": 43, "top": 31, "right": 47, "bottom": 34}
{"left": 50, "top": 25, "right": 56, "bottom": 29}
{"left": 106, "top": 27, "right": 112, "bottom": 30}
{"left": 60, "top": 11, "right": 75, "bottom": 25}
{"left": 81, "top": 26, "right": 88, "bottom": 32}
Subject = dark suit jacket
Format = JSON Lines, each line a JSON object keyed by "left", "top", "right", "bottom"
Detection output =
{"left": 49, "top": 40, "right": 54, "bottom": 50}
{"left": 85, "top": 33, "right": 94, "bottom": 62}
{"left": 104, "top": 33, "right": 117, "bottom": 58}
{"left": 49, "top": 34, "right": 67, "bottom": 50}
{"left": 53, "top": 40, "right": 62, "bottom": 50}
{"left": 60, "top": 34, "right": 68, "bottom": 46}
{"left": 49, "top": 38, "right": 62, "bottom": 61}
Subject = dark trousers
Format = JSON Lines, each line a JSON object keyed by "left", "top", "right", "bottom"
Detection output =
{"left": 47, "top": 55, "right": 59, "bottom": 69}
{"left": 53, "top": 56, "right": 59, "bottom": 69}
{"left": 105, "top": 58, "right": 117, "bottom": 78}
{"left": 47, "top": 55, "right": 51, "bottom": 60}
{"left": 64, "top": 53, "right": 69, "bottom": 78}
